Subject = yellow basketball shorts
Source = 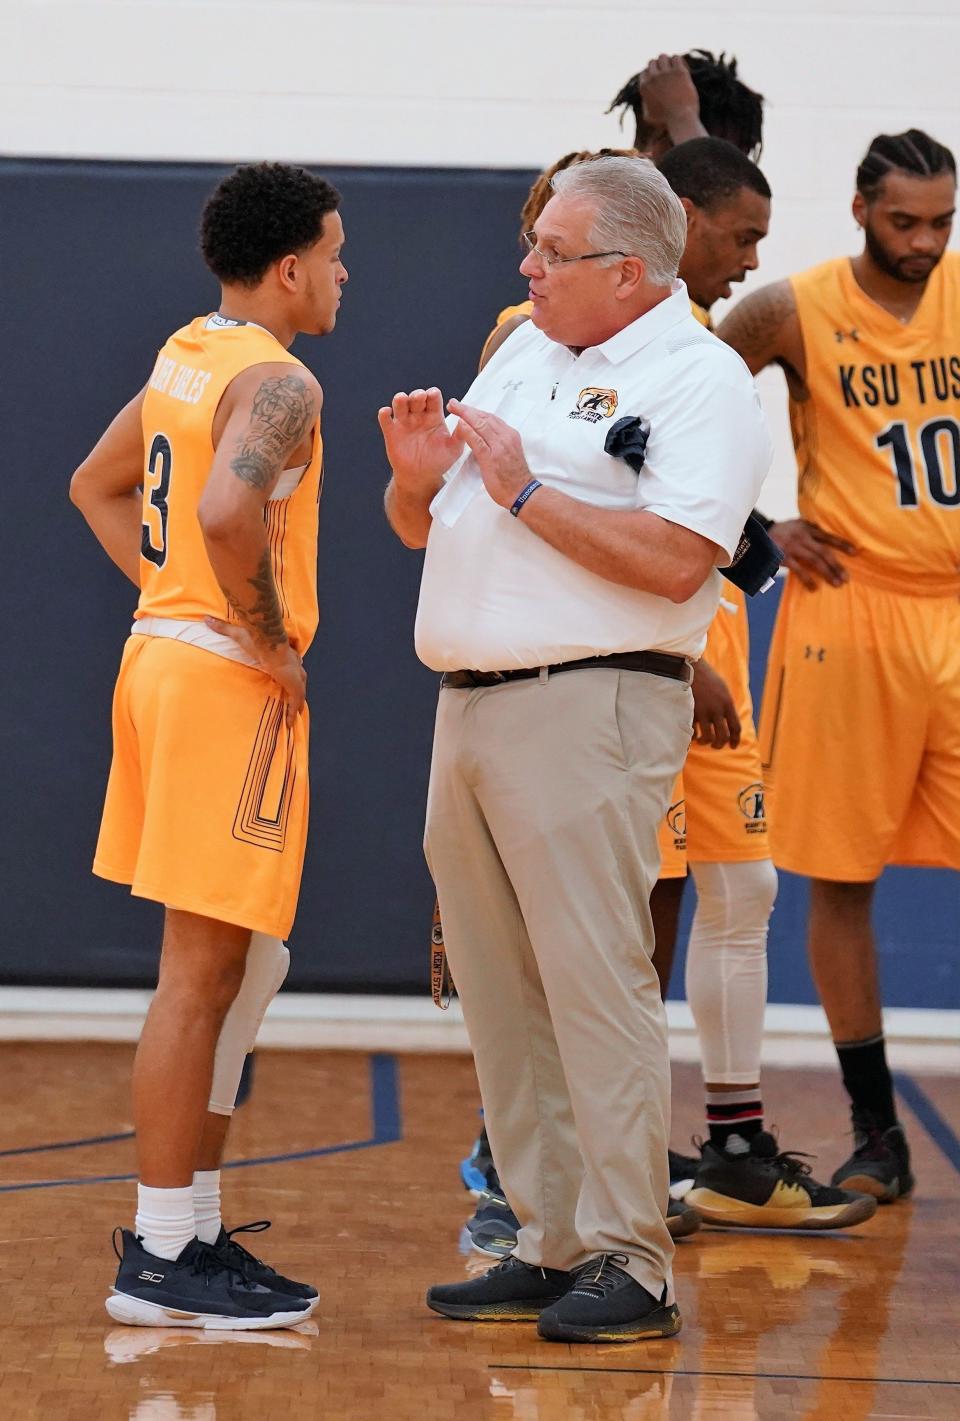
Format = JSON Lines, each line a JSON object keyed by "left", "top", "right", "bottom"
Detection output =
{"left": 94, "top": 635, "right": 309, "bottom": 938}
{"left": 759, "top": 572, "right": 960, "bottom": 881}
{"left": 658, "top": 592, "right": 770, "bottom": 879}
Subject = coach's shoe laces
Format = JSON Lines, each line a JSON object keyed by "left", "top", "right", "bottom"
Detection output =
{"left": 570, "top": 1253, "right": 634, "bottom": 1299}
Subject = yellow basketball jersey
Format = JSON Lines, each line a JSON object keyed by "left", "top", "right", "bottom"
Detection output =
{"left": 137, "top": 317, "right": 323, "bottom": 654}
{"left": 790, "top": 254, "right": 960, "bottom": 592}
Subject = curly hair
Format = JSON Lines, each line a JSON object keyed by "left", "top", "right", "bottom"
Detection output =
{"left": 520, "top": 147, "right": 638, "bottom": 237}
{"left": 609, "top": 50, "right": 764, "bottom": 161}
{"left": 200, "top": 163, "right": 341, "bottom": 286}
{"left": 856, "top": 129, "right": 956, "bottom": 203}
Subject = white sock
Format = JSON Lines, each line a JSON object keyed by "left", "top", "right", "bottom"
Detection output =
{"left": 135, "top": 1183, "right": 196, "bottom": 1261}
{"left": 193, "top": 1170, "right": 222, "bottom": 1246}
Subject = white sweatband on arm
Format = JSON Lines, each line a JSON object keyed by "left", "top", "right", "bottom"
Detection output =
{"left": 208, "top": 933, "right": 290, "bottom": 1116}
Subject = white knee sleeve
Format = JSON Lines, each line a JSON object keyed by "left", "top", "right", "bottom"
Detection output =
{"left": 684, "top": 859, "right": 778, "bottom": 1085}
{"left": 208, "top": 933, "right": 290, "bottom": 1115}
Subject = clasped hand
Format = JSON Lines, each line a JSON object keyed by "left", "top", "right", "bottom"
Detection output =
{"left": 378, "top": 387, "right": 532, "bottom": 510}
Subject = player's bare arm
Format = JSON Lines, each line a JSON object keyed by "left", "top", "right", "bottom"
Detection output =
{"left": 718, "top": 283, "right": 857, "bottom": 588}
{"left": 637, "top": 55, "right": 706, "bottom": 147}
{"left": 450, "top": 400, "right": 722, "bottom": 602}
{"left": 381, "top": 388, "right": 466, "bottom": 548}
{"left": 199, "top": 361, "right": 321, "bottom": 722}
{"left": 691, "top": 657, "right": 742, "bottom": 750}
{"left": 69, "top": 386, "right": 148, "bottom": 586}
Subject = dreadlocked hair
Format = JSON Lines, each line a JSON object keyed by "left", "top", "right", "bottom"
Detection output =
{"left": 608, "top": 49, "right": 764, "bottom": 160}
{"left": 520, "top": 147, "right": 638, "bottom": 237}
{"left": 856, "top": 129, "right": 956, "bottom": 203}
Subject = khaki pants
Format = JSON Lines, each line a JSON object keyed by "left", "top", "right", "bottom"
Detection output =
{"left": 424, "top": 667, "right": 692, "bottom": 1299}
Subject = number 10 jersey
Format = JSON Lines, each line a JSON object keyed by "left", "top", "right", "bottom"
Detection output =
{"left": 789, "top": 253, "right": 960, "bottom": 595}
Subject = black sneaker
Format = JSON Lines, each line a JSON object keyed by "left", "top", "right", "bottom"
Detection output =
{"left": 668, "top": 1147, "right": 699, "bottom": 1200}
{"left": 106, "top": 1230, "right": 312, "bottom": 1330}
{"left": 465, "top": 1190, "right": 520, "bottom": 1258}
{"left": 427, "top": 1255, "right": 570, "bottom": 1321}
{"left": 687, "top": 1131, "right": 877, "bottom": 1230}
{"left": 537, "top": 1255, "right": 681, "bottom": 1344}
{"left": 213, "top": 1221, "right": 318, "bottom": 1306}
{"left": 831, "top": 1115, "right": 915, "bottom": 1203}
{"left": 667, "top": 1197, "right": 701, "bottom": 1239}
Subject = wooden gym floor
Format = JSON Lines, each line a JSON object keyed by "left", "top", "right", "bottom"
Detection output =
{"left": 1, "top": 1043, "right": 958, "bottom": 1421}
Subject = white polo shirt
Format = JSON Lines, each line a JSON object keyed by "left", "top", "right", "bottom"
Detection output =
{"left": 415, "top": 282, "right": 771, "bottom": 671}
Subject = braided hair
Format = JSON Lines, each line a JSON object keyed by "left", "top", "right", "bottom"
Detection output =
{"left": 608, "top": 49, "right": 764, "bottom": 161}
{"left": 856, "top": 129, "right": 956, "bottom": 202}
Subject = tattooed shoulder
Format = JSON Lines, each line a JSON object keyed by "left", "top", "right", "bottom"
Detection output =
{"left": 716, "top": 280, "right": 797, "bottom": 366}
{"left": 230, "top": 371, "right": 320, "bottom": 492}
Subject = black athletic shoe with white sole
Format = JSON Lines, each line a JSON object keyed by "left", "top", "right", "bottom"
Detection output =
{"left": 537, "top": 1255, "right": 681, "bottom": 1344}
{"left": 106, "top": 1230, "right": 312, "bottom": 1330}
{"left": 213, "top": 1221, "right": 318, "bottom": 1306}
{"left": 668, "top": 1147, "right": 699, "bottom": 1199}
{"left": 426, "top": 1255, "right": 571, "bottom": 1321}
{"left": 831, "top": 1116, "right": 915, "bottom": 1203}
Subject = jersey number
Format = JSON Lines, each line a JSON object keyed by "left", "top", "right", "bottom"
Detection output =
{"left": 876, "top": 419, "right": 960, "bottom": 509}
{"left": 141, "top": 433, "right": 172, "bottom": 567}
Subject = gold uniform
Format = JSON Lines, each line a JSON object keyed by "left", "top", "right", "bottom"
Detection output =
{"left": 491, "top": 301, "right": 770, "bottom": 877}
{"left": 94, "top": 318, "right": 323, "bottom": 937}
{"left": 760, "top": 254, "right": 960, "bottom": 879}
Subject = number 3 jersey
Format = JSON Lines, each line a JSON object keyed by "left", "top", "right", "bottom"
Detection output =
{"left": 135, "top": 316, "right": 324, "bottom": 654}
{"left": 788, "top": 253, "right": 960, "bottom": 594}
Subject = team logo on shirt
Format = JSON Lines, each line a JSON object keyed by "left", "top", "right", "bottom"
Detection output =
{"left": 665, "top": 799, "right": 686, "bottom": 849}
{"left": 569, "top": 387, "right": 619, "bottom": 422}
{"left": 738, "top": 783, "right": 767, "bottom": 834}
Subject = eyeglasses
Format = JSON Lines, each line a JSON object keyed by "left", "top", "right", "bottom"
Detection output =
{"left": 521, "top": 230, "right": 629, "bottom": 267}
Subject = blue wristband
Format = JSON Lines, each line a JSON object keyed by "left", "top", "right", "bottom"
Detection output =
{"left": 510, "top": 479, "right": 542, "bottom": 517}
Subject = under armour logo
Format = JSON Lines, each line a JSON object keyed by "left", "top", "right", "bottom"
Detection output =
{"left": 804, "top": 645, "right": 826, "bottom": 661}
{"left": 502, "top": 379, "right": 524, "bottom": 393}
{"left": 138, "top": 1270, "right": 165, "bottom": 1283}
{"left": 834, "top": 328, "right": 859, "bottom": 343}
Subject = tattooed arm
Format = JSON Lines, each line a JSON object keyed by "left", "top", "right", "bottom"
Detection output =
{"left": 717, "top": 281, "right": 857, "bottom": 586}
{"left": 199, "top": 362, "right": 321, "bottom": 722}
{"left": 70, "top": 385, "right": 147, "bottom": 586}
{"left": 715, "top": 279, "right": 807, "bottom": 394}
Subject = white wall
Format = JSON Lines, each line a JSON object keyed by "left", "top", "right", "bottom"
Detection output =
{"left": 4, "top": 0, "right": 959, "bottom": 514}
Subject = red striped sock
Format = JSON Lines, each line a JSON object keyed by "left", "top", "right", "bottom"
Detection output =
{"left": 706, "top": 1088, "right": 764, "bottom": 1153}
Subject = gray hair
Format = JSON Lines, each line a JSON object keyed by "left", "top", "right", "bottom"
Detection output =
{"left": 550, "top": 156, "right": 687, "bottom": 286}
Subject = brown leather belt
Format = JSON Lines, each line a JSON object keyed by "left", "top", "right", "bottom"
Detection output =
{"left": 440, "top": 650, "right": 693, "bottom": 690}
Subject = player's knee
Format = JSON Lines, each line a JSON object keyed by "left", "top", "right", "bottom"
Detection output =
{"left": 688, "top": 859, "right": 778, "bottom": 948}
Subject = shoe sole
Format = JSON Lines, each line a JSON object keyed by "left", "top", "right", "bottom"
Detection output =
{"left": 686, "top": 1187, "right": 878, "bottom": 1230}
{"left": 834, "top": 1173, "right": 914, "bottom": 1204}
{"left": 426, "top": 1295, "right": 561, "bottom": 1322}
{"left": 105, "top": 1291, "right": 310, "bottom": 1331}
{"left": 667, "top": 1208, "right": 701, "bottom": 1240}
{"left": 538, "top": 1305, "right": 682, "bottom": 1345}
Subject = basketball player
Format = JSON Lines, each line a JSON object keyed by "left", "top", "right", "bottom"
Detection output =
{"left": 462, "top": 140, "right": 875, "bottom": 1247}
{"left": 70, "top": 162, "right": 347, "bottom": 1326}
{"left": 609, "top": 49, "right": 764, "bottom": 162}
{"left": 717, "top": 129, "right": 959, "bottom": 1201}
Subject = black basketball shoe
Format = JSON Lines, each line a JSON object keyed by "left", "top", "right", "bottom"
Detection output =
{"left": 465, "top": 1190, "right": 520, "bottom": 1259}
{"left": 831, "top": 1114, "right": 915, "bottom": 1203}
{"left": 668, "top": 1147, "right": 699, "bottom": 1199}
{"left": 460, "top": 1121, "right": 494, "bottom": 1197}
{"left": 213, "top": 1221, "right": 318, "bottom": 1306}
{"left": 537, "top": 1255, "right": 681, "bottom": 1344}
{"left": 426, "top": 1255, "right": 570, "bottom": 1321}
{"left": 106, "top": 1230, "right": 312, "bottom": 1330}
{"left": 687, "top": 1131, "right": 877, "bottom": 1230}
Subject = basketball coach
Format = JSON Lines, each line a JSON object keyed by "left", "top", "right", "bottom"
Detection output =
{"left": 379, "top": 156, "right": 771, "bottom": 1345}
